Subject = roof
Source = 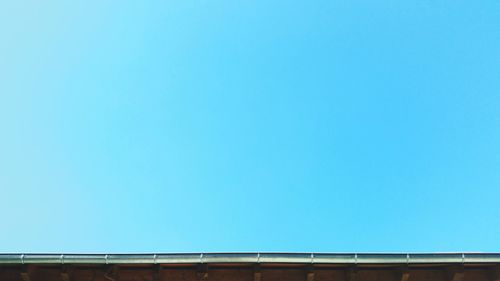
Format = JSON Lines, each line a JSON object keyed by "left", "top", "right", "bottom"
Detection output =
{"left": 1, "top": 253, "right": 500, "bottom": 265}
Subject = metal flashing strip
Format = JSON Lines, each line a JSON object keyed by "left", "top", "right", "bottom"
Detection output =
{"left": 0, "top": 253, "right": 499, "bottom": 265}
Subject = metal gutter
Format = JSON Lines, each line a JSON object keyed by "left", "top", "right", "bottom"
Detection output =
{"left": 1, "top": 253, "right": 500, "bottom": 265}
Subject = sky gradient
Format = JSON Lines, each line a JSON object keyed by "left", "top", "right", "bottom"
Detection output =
{"left": 1, "top": 0, "right": 499, "bottom": 253}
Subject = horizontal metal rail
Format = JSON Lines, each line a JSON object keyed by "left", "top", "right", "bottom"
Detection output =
{"left": 0, "top": 253, "right": 499, "bottom": 265}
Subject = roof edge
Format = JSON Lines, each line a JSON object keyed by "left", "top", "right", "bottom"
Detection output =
{"left": 1, "top": 253, "right": 500, "bottom": 265}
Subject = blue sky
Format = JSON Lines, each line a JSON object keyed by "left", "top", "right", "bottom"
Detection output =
{"left": 0, "top": 0, "right": 499, "bottom": 253}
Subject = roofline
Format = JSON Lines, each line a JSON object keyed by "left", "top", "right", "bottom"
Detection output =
{"left": 1, "top": 253, "right": 500, "bottom": 265}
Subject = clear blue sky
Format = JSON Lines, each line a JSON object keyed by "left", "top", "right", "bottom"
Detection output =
{"left": 1, "top": 0, "right": 499, "bottom": 253}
